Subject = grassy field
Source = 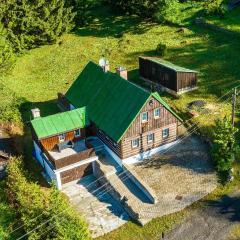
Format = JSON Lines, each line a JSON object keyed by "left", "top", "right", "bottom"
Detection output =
{"left": 207, "top": 7, "right": 240, "bottom": 32}
{"left": 1, "top": 4, "right": 240, "bottom": 240}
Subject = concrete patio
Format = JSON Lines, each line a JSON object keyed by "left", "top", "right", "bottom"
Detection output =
{"left": 62, "top": 175, "right": 129, "bottom": 238}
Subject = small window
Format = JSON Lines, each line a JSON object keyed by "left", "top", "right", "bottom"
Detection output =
{"left": 75, "top": 129, "right": 81, "bottom": 137}
{"left": 154, "top": 108, "right": 161, "bottom": 119}
{"left": 162, "top": 128, "right": 169, "bottom": 138}
{"left": 59, "top": 133, "right": 65, "bottom": 142}
{"left": 141, "top": 112, "right": 148, "bottom": 123}
{"left": 147, "top": 133, "right": 154, "bottom": 143}
{"left": 106, "top": 136, "right": 110, "bottom": 141}
{"left": 113, "top": 142, "right": 117, "bottom": 147}
{"left": 132, "top": 138, "right": 139, "bottom": 148}
{"left": 99, "top": 129, "right": 102, "bottom": 134}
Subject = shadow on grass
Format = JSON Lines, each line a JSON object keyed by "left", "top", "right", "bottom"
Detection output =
{"left": 74, "top": 6, "right": 157, "bottom": 38}
{"left": 15, "top": 99, "right": 60, "bottom": 187}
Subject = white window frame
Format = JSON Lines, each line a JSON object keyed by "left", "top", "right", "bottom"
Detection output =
{"left": 147, "top": 133, "right": 154, "bottom": 143}
{"left": 59, "top": 133, "right": 65, "bottom": 142}
{"left": 141, "top": 112, "right": 148, "bottom": 123}
{"left": 154, "top": 108, "right": 161, "bottom": 119}
{"left": 162, "top": 128, "right": 169, "bottom": 138}
{"left": 132, "top": 138, "right": 139, "bottom": 148}
{"left": 75, "top": 129, "right": 81, "bottom": 137}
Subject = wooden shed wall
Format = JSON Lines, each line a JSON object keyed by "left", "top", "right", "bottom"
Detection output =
{"left": 177, "top": 72, "right": 197, "bottom": 91}
{"left": 40, "top": 128, "right": 86, "bottom": 151}
{"left": 139, "top": 57, "right": 197, "bottom": 92}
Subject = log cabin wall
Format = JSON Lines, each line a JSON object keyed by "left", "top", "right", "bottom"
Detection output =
{"left": 120, "top": 97, "right": 178, "bottom": 159}
{"left": 40, "top": 128, "right": 86, "bottom": 151}
{"left": 121, "top": 123, "right": 177, "bottom": 159}
{"left": 96, "top": 128, "right": 122, "bottom": 158}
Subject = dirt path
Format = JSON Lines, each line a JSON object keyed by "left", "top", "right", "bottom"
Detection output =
{"left": 165, "top": 191, "right": 240, "bottom": 240}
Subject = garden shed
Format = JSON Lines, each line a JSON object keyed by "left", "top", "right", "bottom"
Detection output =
{"left": 139, "top": 56, "right": 198, "bottom": 95}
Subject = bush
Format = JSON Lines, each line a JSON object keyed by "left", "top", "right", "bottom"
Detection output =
{"left": 155, "top": 0, "right": 181, "bottom": 24}
{"left": 204, "top": 0, "right": 226, "bottom": 17}
{"left": 156, "top": 43, "right": 167, "bottom": 56}
{"left": 211, "top": 116, "right": 239, "bottom": 183}
{"left": 6, "top": 157, "right": 91, "bottom": 240}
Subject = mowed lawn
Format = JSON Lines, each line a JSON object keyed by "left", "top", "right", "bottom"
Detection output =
{"left": 1, "top": 7, "right": 238, "bottom": 134}
{"left": 1, "top": 5, "right": 240, "bottom": 240}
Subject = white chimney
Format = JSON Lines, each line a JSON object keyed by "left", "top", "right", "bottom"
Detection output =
{"left": 99, "top": 57, "right": 110, "bottom": 72}
{"left": 116, "top": 66, "right": 128, "bottom": 80}
{"left": 31, "top": 108, "right": 41, "bottom": 119}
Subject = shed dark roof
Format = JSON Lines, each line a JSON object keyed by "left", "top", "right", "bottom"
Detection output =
{"left": 65, "top": 61, "right": 182, "bottom": 142}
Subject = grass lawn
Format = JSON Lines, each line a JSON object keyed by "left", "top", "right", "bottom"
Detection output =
{"left": 207, "top": 7, "right": 240, "bottom": 32}
{"left": 0, "top": 180, "right": 21, "bottom": 240}
{"left": 1, "top": 4, "right": 240, "bottom": 240}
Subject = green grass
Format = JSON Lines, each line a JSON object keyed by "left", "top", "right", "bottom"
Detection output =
{"left": 207, "top": 7, "right": 240, "bottom": 32}
{"left": 1, "top": 4, "right": 240, "bottom": 240}
{"left": 0, "top": 180, "right": 21, "bottom": 240}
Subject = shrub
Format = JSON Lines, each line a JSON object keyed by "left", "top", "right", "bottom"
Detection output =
{"left": 155, "top": 0, "right": 181, "bottom": 24}
{"left": 211, "top": 116, "right": 239, "bottom": 183}
{"left": 6, "top": 157, "right": 91, "bottom": 240}
{"left": 204, "top": 0, "right": 226, "bottom": 17}
{"left": 156, "top": 43, "right": 167, "bottom": 56}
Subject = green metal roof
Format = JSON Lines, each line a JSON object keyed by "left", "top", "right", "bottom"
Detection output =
{"left": 65, "top": 61, "right": 182, "bottom": 142}
{"left": 31, "top": 107, "right": 88, "bottom": 139}
{"left": 142, "top": 57, "right": 198, "bottom": 73}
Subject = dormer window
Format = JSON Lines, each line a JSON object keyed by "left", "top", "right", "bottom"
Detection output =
{"left": 154, "top": 108, "right": 161, "bottom": 119}
{"left": 75, "top": 129, "right": 81, "bottom": 137}
{"left": 59, "top": 133, "right": 65, "bottom": 142}
{"left": 141, "top": 112, "right": 148, "bottom": 123}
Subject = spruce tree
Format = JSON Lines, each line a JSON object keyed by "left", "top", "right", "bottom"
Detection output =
{"left": 0, "top": 0, "right": 75, "bottom": 52}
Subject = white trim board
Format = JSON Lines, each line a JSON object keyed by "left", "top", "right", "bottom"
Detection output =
{"left": 122, "top": 139, "right": 180, "bottom": 165}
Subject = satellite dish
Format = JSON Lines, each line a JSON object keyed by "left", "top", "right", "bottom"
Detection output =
{"left": 99, "top": 58, "right": 107, "bottom": 67}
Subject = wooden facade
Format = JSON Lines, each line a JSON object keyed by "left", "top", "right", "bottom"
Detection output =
{"left": 139, "top": 57, "right": 197, "bottom": 94}
{"left": 120, "top": 97, "right": 178, "bottom": 159}
{"left": 40, "top": 128, "right": 86, "bottom": 151}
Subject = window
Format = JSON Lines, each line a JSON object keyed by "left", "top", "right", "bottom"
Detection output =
{"left": 147, "top": 133, "right": 154, "bottom": 143}
{"left": 106, "top": 136, "right": 110, "bottom": 141}
{"left": 75, "top": 129, "right": 81, "bottom": 137}
{"left": 162, "top": 128, "right": 169, "bottom": 138}
{"left": 154, "top": 108, "right": 161, "bottom": 119}
{"left": 132, "top": 138, "right": 139, "bottom": 148}
{"left": 59, "top": 133, "right": 65, "bottom": 142}
{"left": 141, "top": 112, "right": 148, "bottom": 123}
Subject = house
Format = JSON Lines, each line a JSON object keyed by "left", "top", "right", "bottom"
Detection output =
{"left": 31, "top": 107, "right": 98, "bottom": 189}
{"left": 139, "top": 56, "right": 198, "bottom": 95}
{"left": 59, "top": 61, "right": 182, "bottom": 165}
{"left": 31, "top": 60, "right": 182, "bottom": 189}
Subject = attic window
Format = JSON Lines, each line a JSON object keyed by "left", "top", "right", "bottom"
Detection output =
{"left": 154, "top": 108, "right": 161, "bottom": 119}
{"left": 141, "top": 112, "right": 148, "bottom": 123}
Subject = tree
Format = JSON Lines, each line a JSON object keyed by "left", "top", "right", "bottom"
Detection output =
{"left": 7, "top": 157, "right": 91, "bottom": 240}
{"left": 203, "top": 0, "right": 226, "bottom": 16}
{"left": 0, "top": 0, "right": 75, "bottom": 52}
{"left": 108, "top": 0, "right": 159, "bottom": 18}
{"left": 211, "top": 116, "right": 239, "bottom": 181}
{"left": 0, "top": 24, "right": 15, "bottom": 71}
{"left": 154, "top": 0, "right": 181, "bottom": 24}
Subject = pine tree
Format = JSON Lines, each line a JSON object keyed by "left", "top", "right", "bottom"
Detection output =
{"left": 0, "top": 0, "right": 75, "bottom": 52}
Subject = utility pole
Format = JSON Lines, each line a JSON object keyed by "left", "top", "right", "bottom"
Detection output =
{"left": 232, "top": 87, "right": 237, "bottom": 128}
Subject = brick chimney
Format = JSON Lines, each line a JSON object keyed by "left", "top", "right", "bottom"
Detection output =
{"left": 99, "top": 58, "right": 110, "bottom": 72}
{"left": 116, "top": 66, "right": 128, "bottom": 80}
{"left": 31, "top": 108, "right": 41, "bottom": 119}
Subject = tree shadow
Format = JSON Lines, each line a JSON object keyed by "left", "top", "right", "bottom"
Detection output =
{"left": 74, "top": 6, "right": 157, "bottom": 38}
{"left": 203, "top": 194, "right": 240, "bottom": 223}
